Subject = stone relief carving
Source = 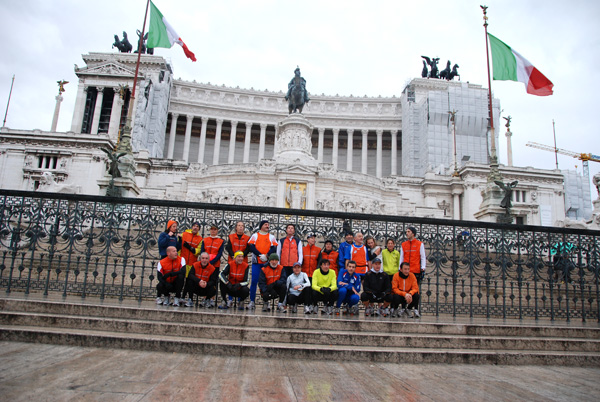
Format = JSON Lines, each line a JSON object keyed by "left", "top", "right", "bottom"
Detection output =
{"left": 37, "top": 171, "right": 80, "bottom": 194}
{"left": 257, "top": 159, "right": 276, "bottom": 173}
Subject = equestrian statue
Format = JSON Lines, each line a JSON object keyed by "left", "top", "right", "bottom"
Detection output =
{"left": 285, "top": 67, "right": 310, "bottom": 114}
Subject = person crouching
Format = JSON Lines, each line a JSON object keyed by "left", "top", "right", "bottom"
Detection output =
{"left": 285, "top": 262, "right": 312, "bottom": 314}
{"left": 360, "top": 258, "right": 392, "bottom": 317}
{"left": 258, "top": 253, "right": 287, "bottom": 313}
{"left": 311, "top": 259, "right": 338, "bottom": 315}
{"left": 184, "top": 252, "right": 218, "bottom": 308}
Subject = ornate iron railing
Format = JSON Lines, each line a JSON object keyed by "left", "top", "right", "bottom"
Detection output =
{"left": 0, "top": 190, "right": 598, "bottom": 322}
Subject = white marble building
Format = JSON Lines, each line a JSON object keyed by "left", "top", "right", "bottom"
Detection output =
{"left": 0, "top": 51, "right": 595, "bottom": 227}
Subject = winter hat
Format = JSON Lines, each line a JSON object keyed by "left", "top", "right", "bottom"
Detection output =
{"left": 259, "top": 220, "right": 269, "bottom": 231}
{"left": 407, "top": 226, "right": 417, "bottom": 237}
{"left": 268, "top": 253, "right": 279, "bottom": 261}
{"left": 167, "top": 220, "right": 177, "bottom": 230}
{"left": 191, "top": 221, "right": 201, "bottom": 228}
{"left": 234, "top": 251, "right": 244, "bottom": 258}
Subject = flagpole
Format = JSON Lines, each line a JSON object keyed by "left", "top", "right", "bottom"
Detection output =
{"left": 481, "top": 5, "right": 501, "bottom": 182}
{"left": 552, "top": 119, "right": 558, "bottom": 169}
{"left": 116, "top": 0, "right": 151, "bottom": 154}
{"left": 2, "top": 74, "right": 15, "bottom": 128}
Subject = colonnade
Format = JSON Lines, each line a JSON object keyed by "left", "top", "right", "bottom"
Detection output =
{"left": 167, "top": 113, "right": 400, "bottom": 177}
{"left": 71, "top": 84, "right": 126, "bottom": 139}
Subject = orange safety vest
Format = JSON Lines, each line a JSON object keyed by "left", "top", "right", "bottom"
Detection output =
{"left": 159, "top": 256, "right": 184, "bottom": 284}
{"left": 262, "top": 264, "right": 284, "bottom": 286}
{"left": 321, "top": 250, "right": 339, "bottom": 274}
{"left": 203, "top": 237, "right": 224, "bottom": 268}
{"left": 192, "top": 261, "right": 216, "bottom": 282}
{"left": 250, "top": 232, "right": 277, "bottom": 255}
{"left": 180, "top": 231, "right": 202, "bottom": 265}
{"left": 401, "top": 239, "right": 423, "bottom": 274}
{"left": 227, "top": 233, "right": 250, "bottom": 264}
{"left": 280, "top": 237, "right": 300, "bottom": 266}
{"left": 227, "top": 260, "right": 249, "bottom": 285}
{"left": 302, "top": 245, "right": 321, "bottom": 278}
{"left": 350, "top": 244, "right": 368, "bottom": 275}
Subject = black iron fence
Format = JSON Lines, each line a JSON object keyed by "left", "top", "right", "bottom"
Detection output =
{"left": 1, "top": 190, "right": 599, "bottom": 322}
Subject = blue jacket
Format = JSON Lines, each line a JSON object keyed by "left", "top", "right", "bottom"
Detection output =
{"left": 338, "top": 241, "right": 353, "bottom": 268}
{"left": 337, "top": 268, "right": 361, "bottom": 294}
{"left": 158, "top": 232, "right": 180, "bottom": 257}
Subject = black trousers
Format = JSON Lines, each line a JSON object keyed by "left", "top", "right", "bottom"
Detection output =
{"left": 184, "top": 280, "right": 217, "bottom": 299}
{"left": 261, "top": 282, "right": 286, "bottom": 303}
{"left": 157, "top": 277, "right": 184, "bottom": 298}
{"left": 287, "top": 287, "right": 312, "bottom": 306}
{"left": 391, "top": 293, "right": 420, "bottom": 309}
{"left": 220, "top": 282, "right": 250, "bottom": 301}
{"left": 312, "top": 289, "right": 339, "bottom": 307}
{"left": 360, "top": 291, "right": 392, "bottom": 304}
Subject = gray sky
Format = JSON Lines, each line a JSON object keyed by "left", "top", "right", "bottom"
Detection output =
{"left": 1, "top": 0, "right": 599, "bottom": 199}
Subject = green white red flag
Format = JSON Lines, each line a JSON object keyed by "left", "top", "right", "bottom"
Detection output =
{"left": 488, "top": 33, "right": 553, "bottom": 96}
{"left": 147, "top": 1, "right": 196, "bottom": 61}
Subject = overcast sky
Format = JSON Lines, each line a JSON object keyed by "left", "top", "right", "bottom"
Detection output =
{"left": 1, "top": 0, "right": 599, "bottom": 200}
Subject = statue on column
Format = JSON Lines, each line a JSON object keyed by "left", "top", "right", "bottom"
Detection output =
{"left": 285, "top": 67, "right": 310, "bottom": 114}
{"left": 57, "top": 80, "right": 68, "bottom": 95}
{"left": 495, "top": 180, "right": 518, "bottom": 213}
{"left": 503, "top": 115, "right": 512, "bottom": 129}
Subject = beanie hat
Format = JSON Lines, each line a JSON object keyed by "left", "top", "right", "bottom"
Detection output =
{"left": 233, "top": 251, "right": 244, "bottom": 258}
{"left": 167, "top": 220, "right": 177, "bottom": 230}
{"left": 191, "top": 221, "right": 201, "bottom": 228}
{"left": 259, "top": 220, "right": 269, "bottom": 231}
{"left": 407, "top": 226, "right": 417, "bottom": 237}
{"left": 268, "top": 253, "right": 279, "bottom": 261}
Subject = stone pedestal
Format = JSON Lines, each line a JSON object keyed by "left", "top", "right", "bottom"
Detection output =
{"left": 274, "top": 114, "right": 318, "bottom": 168}
{"left": 51, "top": 95, "right": 63, "bottom": 132}
{"left": 474, "top": 182, "right": 508, "bottom": 223}
{"left": 97, "top": 174, "right": 141, "bottom": 198}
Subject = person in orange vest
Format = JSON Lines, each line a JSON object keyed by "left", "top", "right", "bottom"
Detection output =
{"left": 345, "top": 232, "right": 369, "bottom": 276}
{"left": 318, "top": 240, "right": 339, "bottom": 275}
{"left": 391, "top": 262, "right": 421, "bottom": 318}
{"left": 184, "top": 252, "right": 218, "bottom": 308}
{"left": 225, "top": 221, "right": 250, "bottom": 266}
{"left": 301, "top": 234, "right": 321, "bottom": 280}
{"left": 180, "top": 221, "right": 203, "bottom": 276}
{"left": 247, "top": 220, "right": 278, "bottom": 310}
{"left": 218, "top": 251, "right": 250, "bottom": 310}
{"left": 277, "top": 223, "right": 304, "bottom": 278}
{"left": 399, "top": 226, "right": 426, "bottom": 286}
{"left": 156, "top": 246, "right": 186, "bottom": 306}
{"left": 258, "top": 253, "right": 287, "bottom": 313}
{"left": 201, "top": 224, "right": 225, "bottom": 269}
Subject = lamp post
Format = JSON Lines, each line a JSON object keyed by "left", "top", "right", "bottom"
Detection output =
{"left": 449, "top": 110, "right": 459, "bottom": 177}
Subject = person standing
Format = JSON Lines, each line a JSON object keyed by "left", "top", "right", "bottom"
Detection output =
{"left": 201, "top": 224, "right": 225, "bottom": 270}
{"left": 247, "top": 220, "right": 278, "bottom": 310}
{"left": 180, "top": 221, "right": 203, "bottom": 277}
{"left": 346, "top": 232, "right": 369, "bottom": 276}
{"left": 156, "top": 246, "right": 186, "bottom": 306}
{"left": 318, "top": 240, "right": 339, "bottom": 276}
{"left": 225, "top": 221, "right": 250, "bottom": 266}
{"left": 365, "top": 235, "right": 382, "bottom": 263}
{"left": 302, "top": 234, "right": 321, "bottom": 280}
{"left": 382, "top": 238, "right": 400, "bottom": 282}
{"left": 338, "top": 232, "right": 354, "bottom": 270}
{"left": 277, "top": 224, "right": 303, "bottom": 278}
{"left": 399, "top": 226, "right": 426, "bottom": 287}
{"left": 158, "top": 220, "right": 180, "bottom": 259}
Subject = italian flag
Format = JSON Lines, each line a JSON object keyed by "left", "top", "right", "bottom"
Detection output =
{"left": 488, "top": 33, "right": 553, "bottom": 96}
{"left": 147, "top": 1, "right": 196, "bottom": 62}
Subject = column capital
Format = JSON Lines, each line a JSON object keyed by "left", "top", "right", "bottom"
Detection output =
{"left": 391, "top": 129, "right": 398, "bottom": 136}
{"left": 216, "top": 118, "right": 224, "bottom": 124}
{"left": 201, "top": 116, "right": 209, "bottom": 123}
{"left": 318, "top": 127, "right": 325, "bottom": 134}
{"left": 332, "top": 128, "right": 340, "bottom": 135}
{"left": 376, "top": 129, "right": 383, "bottom": 136}
{"left": 361, "top": 129, "right": 369, "bottom": 135}
{"left": 245, "top": 121, "right": 253, "bottom": 129}
{"left": 186, "top": 114, "right": 194, "bottom": 121}
{"left": 260, "top": 123, "right": 268, "bottom": 129}
{"left": 231, "top": 120, "right": 238, "bottom": 127}
{"left": 171, "top": 112, "right": 180, "bottom": 119}
{"left": 96, "top": 86, "right": 105, "bottom": 94}
{"left": 347, "top": 129, "right": 354, "bottom": 135}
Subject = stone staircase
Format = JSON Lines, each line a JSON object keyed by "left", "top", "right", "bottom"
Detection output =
{"left": 0, "top": 296, "right": 599, "bottom": 366}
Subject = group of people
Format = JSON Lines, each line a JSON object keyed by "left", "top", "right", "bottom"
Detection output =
{"left": 155, "top": 219, "right": 426, "bottom": 318}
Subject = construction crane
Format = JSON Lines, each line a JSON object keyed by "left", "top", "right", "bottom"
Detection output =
{"left": 526, "top": 141, "right": 600, "bottom": 184}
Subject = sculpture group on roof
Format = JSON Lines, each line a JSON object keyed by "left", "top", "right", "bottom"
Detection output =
{"left": 421, "top": 56, "right": 459, "bottom": 81}
{"left": 112, "top": 30, "right": 153, "bottom": 54}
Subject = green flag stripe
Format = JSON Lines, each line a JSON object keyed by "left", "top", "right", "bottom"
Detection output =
{"left": 147, "top": 1, "right": 172, "bottom": 49}
{"left": 488, "top": 33, "right": 518, "bottom": 81}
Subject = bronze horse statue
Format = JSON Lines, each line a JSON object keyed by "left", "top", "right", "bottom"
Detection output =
{"left": 439, "top": 60, "right": 451, "bottom": 80}
{"left": 112, "top": 31, "right": 132, "bottom": 53}
{"left": 285, "top": 67, "right": 309, "bottom": 114}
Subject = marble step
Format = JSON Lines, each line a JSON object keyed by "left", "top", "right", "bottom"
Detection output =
{"left": 1, "top": 311, "right": 599, "bottom": 353}
{"left": 1, "top": 298, "right": 598, "bottom": 340}
{"left": 1, "top": 324, "right": 599, "bottom": 366}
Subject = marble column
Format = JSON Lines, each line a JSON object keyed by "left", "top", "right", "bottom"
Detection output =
{"left": 346, "top": 129, "right": 354, "bottom": 171}
{"left": 376, "top": 129, "right": 383, "bottom": 178}
{"left": 243, "top": 122, "right": 252, "bottom": 163}
{"left": 332, "top": 128, "right": 339, "bottom": 168}
{"left": 107, "top": 89, "right": 123, "bottom": 141}
{"left": 213, "top": 118, "right": 223, "bottom": 165}
{"left": 317, "top": 127, "right": 325, "bottom": 163}
{"left": 50, "top": 95, "right": 63, "bottom": 132}
{"left": 167, "top": 113, "right": 179, "bottom": 159}
{"left": 453, "top": 191, "right": 461, "bottom": 220}
{"left": 228, "top": 120, "right": 238, "bottom": 164}
{"left": 506, "top": 129, "right": 513, "bottom": 167}
{"left": 198, "top": 117, "right": 208, "bottom": 163}
{"left": 183, "top": 114, "right": 194, "bottom": 163}
{"left": 258, "top": 123, "right": 267, "bottom": 160}
{"left": 71, "top": 83, "right": 87, "bottom": 133}
{"left": 391, "top": 129, "right": 398, "bottom": 175}
{"left": 90, "top": 87, "right": 104, "bottom": 135}
{"left": 361, "top": 129, "right": 368, "bottom": 174}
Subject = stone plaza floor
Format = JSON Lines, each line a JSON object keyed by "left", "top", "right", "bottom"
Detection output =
{"left": 0, "top": 341, "right": 599, "bottom": 401}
